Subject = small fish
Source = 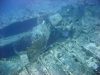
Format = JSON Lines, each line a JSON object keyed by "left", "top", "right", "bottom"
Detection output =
{"left": 95, "top": 66, "right": 100, "bottom": 74}
{"left": 62, "top": 30, "right": 69, "bottom": 37}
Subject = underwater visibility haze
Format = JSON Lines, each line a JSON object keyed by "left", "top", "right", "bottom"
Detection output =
{"left": 0, "top": 0, "right": 100, "bottom": 75}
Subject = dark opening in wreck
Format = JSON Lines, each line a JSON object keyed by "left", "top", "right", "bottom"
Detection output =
{"left": 0, "top": 18, "right": 37, "bottom": 59}
{"left": 0, "top": 18, "right": 37, "bottom": 37}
